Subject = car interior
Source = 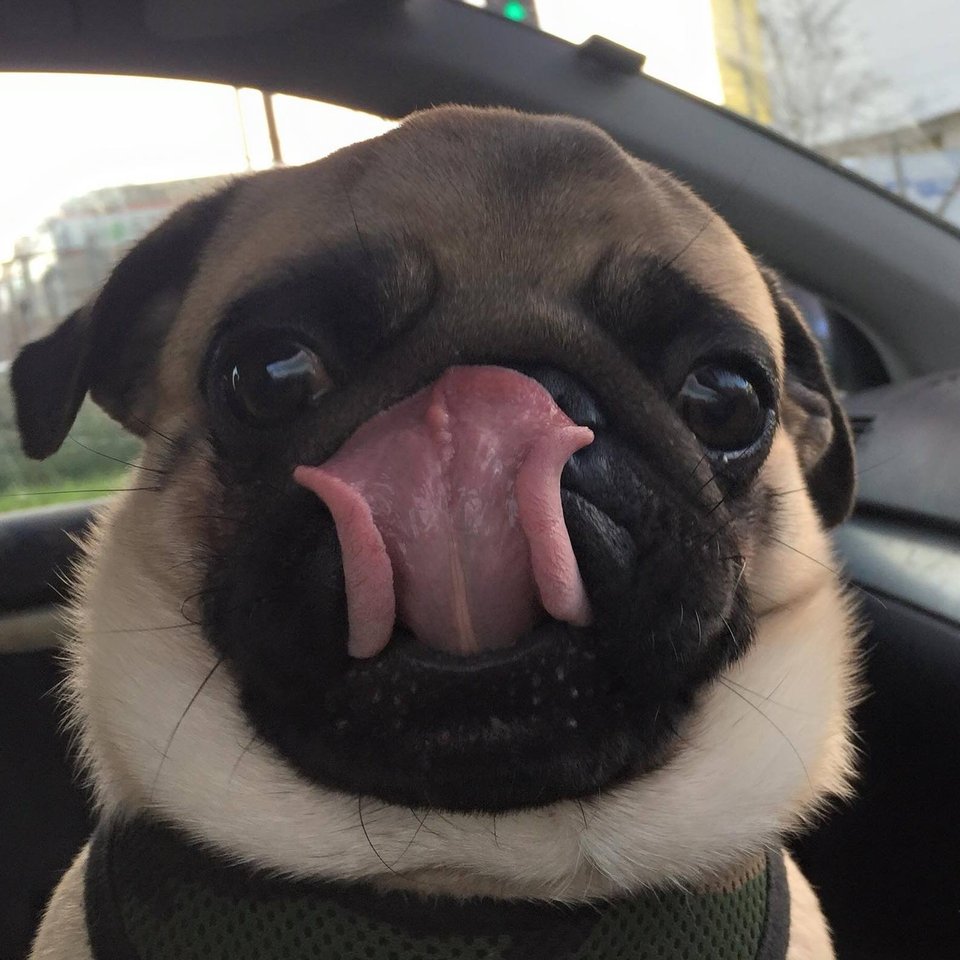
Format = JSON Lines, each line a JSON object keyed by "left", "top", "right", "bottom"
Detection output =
{"left": 2, "top": 2, "right": 960, "bottom": 958}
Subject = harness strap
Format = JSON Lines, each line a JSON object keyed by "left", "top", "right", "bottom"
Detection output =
{"left": 84, "top": 815, "right": 790, "bottom": 960}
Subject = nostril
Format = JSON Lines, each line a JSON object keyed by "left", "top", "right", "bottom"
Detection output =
{"left": 516, "top": 365, "right": 607, "bottom": 430}
{"left": 561, "top": 440, "right": 609, "bottom": 488}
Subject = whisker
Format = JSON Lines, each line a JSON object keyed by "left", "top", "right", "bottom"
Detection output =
{"left": 732, "top": 556, "right": 748, "bottom": 592}
{"left": 82, "top": 588, "right": 248, "bottom": 636}
{"left": 655, "top": 160, "right": 756, "bottom": 274}
{"left": 851, "top": 455, "right": 901, "bottom": 479}
{"left": 718, "top": 614, "right": 749, "bottom": 658}
{"left": 84, "top": 622, "right": 200, "bottom": 636}
{"left": 180, "top": 514, "right": 249, "bottom": 524}
{"left": 720, "top": 674, "right": 813, "bottom": 715}
{"left": 336, "top": 167, "right": 374, "bottom": 269}
{"left": 576, "top": 798, "right": 589, "bottom": 831}
{"left": 768, "top": 534, "right": 887, "bottom": 609}
{"left": 767, "top": 484, "right": 814, "bottom": 499}
{"left": 768, "top": 455, "right": 902, "bottom": 500}
{"left": 166, "top": 556, "right": 206, "bottom": 572}
{"left": 228, "top": 731, "right": 260, "bottom": 785}
{"left": 663, "top": 715, "right": 694, "bottom": 748}
{"left": 180, "top": 587, "right": 219, "bottom": 623}
{"left": 0, "top": 486, "right": 159, "bottom": 499}
{"left": 687, "top": 452, "right": 708, "bottom": 480}
{"left": 391, "top": 809, "right": 429, "bottom": 868}
{"left": 658, "top": 212, "right": 719, "bottom": 274}
{"left": 66, "top": 435, "right": 166, "bottom": 475}
{"left": 767, "top": 534, "right": 850, "bottom": 581}
{"left": 696, "top": 470, "right": 719, "bottom": 496}
{"left": 717, "top": 677, "right": 812, "bottom": 790}
{"left": 149, "top": 655, "right": 226, "bottom": 802}
{"left": 705, "top": 494, "right": 728, "bottom": 518}
{"left": 129, "top": 415, "right": 179, "bottom": 448}
{"left": 358, "top": 796, "right": 399, "bottom": 876}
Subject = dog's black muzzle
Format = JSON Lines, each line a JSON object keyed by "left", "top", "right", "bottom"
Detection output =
{"left": 202, "top": 363, "right": 752, "bottom": 811}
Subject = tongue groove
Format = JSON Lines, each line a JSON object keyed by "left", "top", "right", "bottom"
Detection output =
{"left": 294, "top": 367, "right": 593, "bottom": 658}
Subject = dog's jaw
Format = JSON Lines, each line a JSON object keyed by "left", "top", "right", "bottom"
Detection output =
{"left": 66, "top": 447, "right": 856, "bottom": 901}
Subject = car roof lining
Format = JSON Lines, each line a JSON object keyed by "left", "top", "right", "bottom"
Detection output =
{"left": 3, "top": 0, "right": 959, "bottom": 381}
{"left": 143, "top": 0, "right": 348, "bottom": 40}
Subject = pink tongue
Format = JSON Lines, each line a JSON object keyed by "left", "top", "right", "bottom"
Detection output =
{"left": 294, "top": 366, "right": 593, "bottom": 658}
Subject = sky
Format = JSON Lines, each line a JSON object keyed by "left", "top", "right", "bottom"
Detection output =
{"left": 0, "top": 0, "right": 721, "bottom": 261}
{"left": 847, "top": 0, "right": 960, "bottom": 123}
{"left": 0, "top": 79, "right": 397, "bottom": 261}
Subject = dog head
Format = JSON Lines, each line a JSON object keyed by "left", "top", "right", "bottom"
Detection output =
{"left": 14, "top": 107, "right": 857, "bottom": 898}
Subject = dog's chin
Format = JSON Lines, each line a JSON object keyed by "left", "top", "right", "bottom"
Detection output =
{"left": 230, "top": 614, "right": 748, "bottom": 812}
{"left": 238, "top": 617, "right": 685, "bottom": 812}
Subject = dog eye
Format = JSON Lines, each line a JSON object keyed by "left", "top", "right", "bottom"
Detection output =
{"left": 679, "top": 365, "right": 768, "bottom": 453}
{"left": 225, "top": 337, "right": 329, "bottom": 425}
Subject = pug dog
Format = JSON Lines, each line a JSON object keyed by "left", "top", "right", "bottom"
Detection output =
{"left": 15, "top": 107, "right": 858, "bottom": 960}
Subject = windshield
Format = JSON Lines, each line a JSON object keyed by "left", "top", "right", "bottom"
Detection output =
{"left": 0, "top": 3, "right": 952, "bottom": 511}
{"left": 469, "top": 0, "right": 960, "bottom": 230}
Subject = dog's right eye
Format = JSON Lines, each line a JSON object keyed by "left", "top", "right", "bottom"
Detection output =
{"left": 221, "top": 336, "right": 330, "bottom": 426}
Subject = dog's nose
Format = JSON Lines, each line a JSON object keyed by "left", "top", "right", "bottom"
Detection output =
{"left": 518, "top": 365, "right": 607, "bottom": 430}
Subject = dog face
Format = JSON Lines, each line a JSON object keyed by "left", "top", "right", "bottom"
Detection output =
{"left": 14, "top": 108, "right": 857, "bottom": 896}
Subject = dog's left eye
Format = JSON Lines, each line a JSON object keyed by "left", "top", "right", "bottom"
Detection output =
{"left": 224, "top": 336, "right": 330, "bottom": 425}
{"left": 679, "top": 365, "right": 769, "bottom": 454}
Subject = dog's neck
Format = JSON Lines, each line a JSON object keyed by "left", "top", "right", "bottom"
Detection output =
{"left": 83, "top": 814, "right": 791, "bottom": 960}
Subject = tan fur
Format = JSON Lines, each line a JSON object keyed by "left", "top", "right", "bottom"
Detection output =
{"left": 785, "top": 853, "right": 836, "bottom": 959}
{"left": 30, "top": 847, "right": 91, "bottom": 960}
{"left": 28, "top": 108, "right": 857, "bottom": 958}
{"left": 147, "top": 109, "right": 782, "bottom": 440}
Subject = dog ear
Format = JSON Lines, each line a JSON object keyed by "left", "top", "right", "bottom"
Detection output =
{"left": 11, "top": 184, "right": 238, "bottom": 460}
{"left": 762, "top": 269, "right": 855, "bottom": 528}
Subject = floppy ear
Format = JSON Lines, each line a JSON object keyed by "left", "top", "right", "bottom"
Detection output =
{"left": 762, "top": 269, "right": 856, "bottom": 528}
{"left": 11, "top": 184, "right": 238, "bottom": 460}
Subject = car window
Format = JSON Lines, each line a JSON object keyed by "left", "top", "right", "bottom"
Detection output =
{"left": 0, "top": 75, "right": 394, "bottom": 514}
{"left": 467, "top": 0, "right": 960, "bottom": 232}
{"left": 0, "top": 57, "right": 894, "bottom": 515}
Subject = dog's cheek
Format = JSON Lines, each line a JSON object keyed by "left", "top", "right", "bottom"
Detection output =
{"left": 199, "top": 479, "right": 350, "bottom": 694}
{"left": 99, "top": 445, "right": 220, "bottom": 609}
{"left": 747, "top": 430, "right": 834, "bottom": 613}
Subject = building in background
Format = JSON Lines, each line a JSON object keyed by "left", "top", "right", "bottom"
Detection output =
{"left": 821, "top": 107, "right": 960, "bottom": 225}
{"left": 0, "top": 175, "right": 229, "bottom": 361}
{"left": 711, "top": 0, "right": 773, "bottom": 125}
{"left": 708, "top": 0, "right": 960, "bottom": 227}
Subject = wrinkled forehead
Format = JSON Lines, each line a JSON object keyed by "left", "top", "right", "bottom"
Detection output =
{"left": 177, "top": 110, "right": 780, "bottom": 357}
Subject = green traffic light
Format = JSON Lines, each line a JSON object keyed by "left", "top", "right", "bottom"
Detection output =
{"left": 502, "top": 1, "right": 528, "bottom": 21}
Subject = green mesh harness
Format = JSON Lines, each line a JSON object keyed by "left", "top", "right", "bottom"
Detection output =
{"left": 84, "top": 816, "right": 790, "bottom": 960}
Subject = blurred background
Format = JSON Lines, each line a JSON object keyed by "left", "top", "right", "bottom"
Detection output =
{"left": 1, "top": 0, "right": 957, "bottom": 507}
